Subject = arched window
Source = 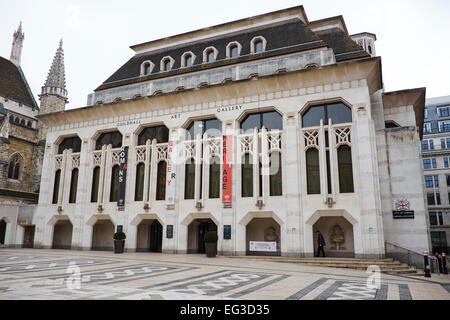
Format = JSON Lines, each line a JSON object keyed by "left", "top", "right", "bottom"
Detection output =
{"left": 209, "top": 157, "right": 220, "bottom": 199}
{"left": 184, "top": 159, "right": 195, "bottom": 200}
{"left": 9, "top": 115, "right": 13, "bottom": 123}
{"left": 337, "top": 145, "right": 354, "bottom": 193}
{"left": 251, "top": 36, "right": 266, "bottom": 54}
{"left": 14, "top": 117, "right": 19, "bottom": 124}
{"left": 163, "top": 58, "right": 171, "bottom": 71}
{"left": 306, "top": 148, "right": 320, "bottom": 194}
{"left": 20, "top": 119, "right": 25, "bottom": 126}
{"left": 135, "top": 163, "right": 145, "bottom": 201}
{"left": 240, "top": 110, "right": 283, "bottom": 133}
{"left": 145, "top": 63, "right": 151, "bottom": 75}
{"left": 230, "top": 45, "right": 239, "bottom": 58}
{"left": 52, "top": 170, "right": 61, "bottom": 204}
{"left": 7, "top": 155, "right": 21, "bottom": 180}
{"left": 91, "top": 167, "right": 100, "bottom": 203}
{"left": 156, "top": 161, "right": 167, "bottom": 201}
{"left": 58, "top": 136, "right": 82, "bottom": 154}
{"left": 241, "top": 154, "right": 253, "bottom": 197}
{"left": 69, "top": 168, "right": 79, "bottom": 204}
{"left": 137, "top": 125, "right": 169, "bottom": 145}
{"left": 110, "top": 165, "right": 120, "bottom": 202}
{"left": 27, "top": 121, "right": 32, "bottom": 128}
{"left": 95, "top": 131, "right": 122, "bottom": 150}
{"left": 269, "top": 151, "right": 282, "bottom": 196}
{"left": 302, "top": 102, "right": 352, "bottom": 127}
{"left": 186, "top": 118, "right": 222, "bottom": 140}
{"left": 255, "top": 40, "right": 263, "bottom": 53}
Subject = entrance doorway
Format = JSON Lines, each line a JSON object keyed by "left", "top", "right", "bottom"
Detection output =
{"left": 136, "top": 220, "right": 163, "bottom": 253}
{"left": 313, "top": 216, "right": 355, "bottom": 258}
{"left": 187, "top": 219, "right": 217, "bottom": 254}
{"left": 0, "top": 220, "right": 6, "bottom": 244}
{"left": 246, "top": 218, "right": 281, "bottom": 256}
{"left": 52, "top": 221, "right": 73, "bottom": 249}
{"left": 22, "top": 226, "right": 35, "bottom": 248}
{"left": 91, "top": 220, "right": 114, "bottom": 251}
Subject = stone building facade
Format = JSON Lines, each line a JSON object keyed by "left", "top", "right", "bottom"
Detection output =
{"left": 0, "top": 23, "right": 67, "bottom": 247}
{"left": 34, "top": 6, "right": 430, "bottom": 258}
{"left": 421, "top": 95, "right": 450, "bottom": 254}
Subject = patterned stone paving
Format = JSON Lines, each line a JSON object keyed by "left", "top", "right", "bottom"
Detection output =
{"left": 0, "top": 249, "right": 449, "bottom": 300}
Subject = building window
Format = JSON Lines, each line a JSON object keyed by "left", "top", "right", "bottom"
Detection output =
{"left": 27, "top": 121, "right": 32, "bottom": 128}
{"left": 445, "top": 157, "right": 449, "bottom": 168}
{"left": 424, "top": 108, "right": 428, "bottom": 119}
{"left": 226, "top": 42, "right": 241, "bottom": 59}
{"left": 436, "top": 193, "right": 441, "bottom": 205}
{"left": 181, "top": 52, "right": 195, "bottom": 68}
{"left": 429, "top": 212, "right": 444, "bottom": 226}
{"left": 438, "top": 121, "right": 450, "bottom": 132}
{"left": 186, "top": 118, "right": 222, "bottom": 140}
{"left": 306, "top": 148, "right": 320, "bottom": 194}
{"left": 424, "top": 123, "right": 431, "bottom": 134}
{"left": 251, "top": 36, "right": 267, "bottom": 54}
{"left": 203, "top": 47, "right": 218, "bottom": 63}
{"left": 91, "top": 167, "right": 100, "bottom": 203}
{"left": 438, "top": 107, "right": 450, "bottom": 117}
{"left": 140, "top": 60, "right": 154, "bottom": 76}
{"left": 422, "top": 141, "right": 429, "bottom": 151}
{"left": 184, "top": 159, "right": 195, "bottom": 200}
{"left": 427, "top": 193, "right": 435, "bottom": 205}
{"left": 95, "top": 131, "right": 123, "bottom": 150}
{"left": 241, "top": 154, "right": 253, "bottom": 197}
{"left": 69, "top": 168, "right": 79, "bottom": 204}
{"left": 430, "top": 231, "right": 448, "bottom": 255}
{"left": 269, "top": 151, "right": 282, "bottom": 196}
{"left": 337, "top": 145, "right": 354, "bottom": 193}
{"left": 424, "top": 159, "right": 431, "bottom": 169}
{"left": 52, "top": 170, "right": 61, "bottom": 204}
{"left": 110, "top": 165, "right": 120, "bottom": 202}
{"left": 209, "top": 157, "right": 220, "bottom": 199}
{"left": 138, "top": 125, "right": 169, "bottom": 145}
{"left": 433, "top": 158, "right": 437, "bottom": 168}
{"left": 135, "top": 163, "right": 145, "bottom": 201}
{"left": 164, "top": 59, "right": 171, "bottom": 71}
{"left": 156, "top": 161, "right": 167, "bottom": 201}
{"left": 58, "top": 136, "right": 81, "bottom": 154}
{"left": 442, "top": 138, "right": 446, "bottom": 149}
{"left": 9, "top": 115, "right": 13, "bottom": 123}
{"left": 7, "top": 155, "right": 21, "bottom": 180}
{"left": 302, "top": 102, "right": 352, "bottom": 127}
{"left": 240, "top": 111, "right": 283, "bottom": 133}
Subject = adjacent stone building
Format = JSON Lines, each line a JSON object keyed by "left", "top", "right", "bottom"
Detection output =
{"left": 0, "top": 23, "right": 67, "bottom": 247}
{"left": 34, "top": 5, "right": 430, "bottom": 259}
{"left": 421, "top": 95, "right": 450, "bottom": 254}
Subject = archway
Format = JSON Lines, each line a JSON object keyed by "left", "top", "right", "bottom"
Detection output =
{"left": 313, "top": 216, "right": 355, "bottom": 258}
{"left": 52, "top": 220, "right": 73, "bottom": 249}
{"left": 246, "top": 218, "right": 281, "bottom": 256}
{"left": 136, "top": 219, "right": 163, "bottom": 253}
{"left": 0, "top": 220, "right": 6, "bottom": 244}
{"left": 187, "top": 219, "right": 217, "bottom": 254}
{"left": 91, "top": 220, "right": 115, "bottom": 251}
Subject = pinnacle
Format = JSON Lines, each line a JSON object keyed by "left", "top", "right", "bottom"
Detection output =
{"left": 43, "top": 40, "right": 67, "bottom": 96}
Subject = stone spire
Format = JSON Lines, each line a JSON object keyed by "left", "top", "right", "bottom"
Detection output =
{"left": 10, "top": 22, "right": 24, "bottom": 67}
{"left": 39, "top": 40, "right": 68, "bottom": 114}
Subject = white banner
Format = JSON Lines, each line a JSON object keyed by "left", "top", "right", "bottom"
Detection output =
{"left": 166, "top": 140, "right": 177, "bottom": 205}
{"left": 249, "top": 241, "right": 277, "bottom": 252}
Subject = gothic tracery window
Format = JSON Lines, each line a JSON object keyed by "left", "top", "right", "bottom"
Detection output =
{"left": 7, "top": 154, "right": 21, "bottom": 180}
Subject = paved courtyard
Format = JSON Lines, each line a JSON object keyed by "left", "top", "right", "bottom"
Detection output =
{"left": 0, "top": 248, "right": 449, "bottom": 300}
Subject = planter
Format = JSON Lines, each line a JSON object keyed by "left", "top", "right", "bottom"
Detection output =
{"left": 114, "top": 239, "right": 125, "bottom": 254}
{"left": 205, "top": 242, "right": 217, "bottom": 258}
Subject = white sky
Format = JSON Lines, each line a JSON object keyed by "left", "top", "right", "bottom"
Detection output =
{"left": 1, "top": 0, "right": 449, "bottom": 110}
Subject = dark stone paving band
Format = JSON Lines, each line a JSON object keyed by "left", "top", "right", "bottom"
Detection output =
{"left": 229, "top": 274, "right": 291, "bottom": 298}
{"left": 286, "top": 278, "right": 327, "bottom": 300}
{"left": 375, "top": 284, "right": 388, "bottom": 300}
{"left": 399, "top": 284, "right": 412, "bottom": 300}
{"left": 314, "top": 281, "right": 343, "bottom": 300}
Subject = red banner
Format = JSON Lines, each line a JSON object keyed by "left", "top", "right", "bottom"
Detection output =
{"left": 222, "top": 135, "right": 232, "bottom": 204}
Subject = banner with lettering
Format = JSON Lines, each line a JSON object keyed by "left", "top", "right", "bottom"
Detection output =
{"left": 166, "top": 140, "right": 177, "bottom": 205}
{"left": 222, "top": 135, "right": 232, "bottom": 204}
{"left": 118, "top": 146, "right": 128, "bottom": 207}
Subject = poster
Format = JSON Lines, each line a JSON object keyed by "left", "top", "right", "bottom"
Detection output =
{"left": 222, "top": 135, "right": 232, "bottom": 204}
{"left": 166, "top": 140, "right": 177, "bottom": 205}
{"left": 118, "top": 146, "right": 128, "bottom": 207}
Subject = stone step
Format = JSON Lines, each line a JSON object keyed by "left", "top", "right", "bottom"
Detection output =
{"left": 229, "top": 256, "right": 396, "bottom": 264}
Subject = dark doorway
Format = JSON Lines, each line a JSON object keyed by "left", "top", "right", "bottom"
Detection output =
{"left": 23, "top": 226, "right": 35, "bottom": 248}
{"left": 187, "top": 219, "right": 217, "bottom": 254}
{"left": 150, "top": 221, "right": 163, "bottom": 253}
{"left": 52, "top": 221, "right": 73, "bottom": 250}
{"left": 0, "top": 220, "right": 6, "bottom": 244}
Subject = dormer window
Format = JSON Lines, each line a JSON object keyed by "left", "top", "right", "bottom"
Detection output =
{"left": 203, "top": 47, "right": 218, "bottom": 63}
{"left": 226, "top": 41, "right": 242, "bottom": 59}
{"left": 250, "top": 36, "right": 267, "bottom": 54}
{"left": 160, "top": 56, "right": 175, "bottom": 72}
{"left": 181, "top": 51, "right": 196, "bottom": 68}
{"left": 140, "top": 60, "right": 155, "bottom": 76}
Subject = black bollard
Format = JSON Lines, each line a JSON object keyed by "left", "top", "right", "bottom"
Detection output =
{"left": 443, "top": 253, "right": 448, "bottom": 275}
{"left": 424, "top": 251, "right": 431, "bottom": 277}
{"left": 437, "top": 253, "right": 443, "bottom": 274}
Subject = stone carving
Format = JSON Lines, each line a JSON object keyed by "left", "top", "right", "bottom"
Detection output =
{"left": 264, "top": 226, "right": 279, "bottom": 243}
{"left": 329, "top": 224, "right": 345, "bottom": 250}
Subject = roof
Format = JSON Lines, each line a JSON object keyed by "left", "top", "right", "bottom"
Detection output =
{"left": 0, "top": 56, "right": 38, "bottom": 109}
{"left": 425, "top": 95, "right": 450, "bottom": 107}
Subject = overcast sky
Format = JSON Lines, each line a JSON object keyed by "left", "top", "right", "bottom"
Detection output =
{"left": 1, "top": 0, "right": 449, "bottom": 110}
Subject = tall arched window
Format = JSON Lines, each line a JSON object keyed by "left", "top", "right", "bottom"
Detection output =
{"left": 186, "top": 118, "right": 222, "bottom": 140}
{"left": 209, "top": 157, "right": 220, "bottom": 199}
{"left": 337, "top": 145, "right": 354, "bottom": 193}
{"left": 52, "top": 170, "right": 61, "bottom": 204}
{"left": 306, "top": 148, "right": 320, "bottom": 194}
{"left": 7, "top": 155, "right": 21, "bottom": 180}
{"left": 58, "top": 136, "right": 81, "bottom": 154}
{"left": 156, "top": 161, "right": 167, "bottom": 201}
{"left": 135, "top": 163, "right": 145, "bottom": 201}
{"left": 137, "top": 125, "right": 169, "bottom": 145}
{"left": 184, "top": 159, "right": 195, "bottom": 200}
{"left": 255, "top": 40, "right": 263, "bottom": 53}
{"left": 269, "top": 152, "right": 282, "bottom": 196}
{"left": 230, "top": 45, "right": 238, "bottom": 58}
{"left": 302, "top": 102, "right": 352, "bottom": 127}
{"left": 110, "top": 165, "right": 120, "bottom": 202}
{"left": 240, "top": 110, "right": 283, "bottom": 133}
{"left": 96, "top": 131, "right": 122, "bottom": 150}
{"left": 242, "top": 154, "right": 253, "bottom": 197}
{"left": 69, "top": 168, "right": 79, "bottom": 204}
{"left": 91, "top": 167, "right": 100, "bottom": 203}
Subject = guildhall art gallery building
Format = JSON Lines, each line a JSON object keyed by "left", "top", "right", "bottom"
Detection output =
{"left": 32, "top": 6, "right": 430, "bottom": 258}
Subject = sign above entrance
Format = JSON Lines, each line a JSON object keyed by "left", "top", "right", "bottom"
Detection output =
{"left": 249, "top": 241, "right": 277, "bottom": 252}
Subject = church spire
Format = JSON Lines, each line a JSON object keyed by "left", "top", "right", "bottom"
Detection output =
{"left": 10, "top": 22, "right": 24, "bottom": 67}
{"left": 39, "top": 39, "right": 68, "bottom": 114}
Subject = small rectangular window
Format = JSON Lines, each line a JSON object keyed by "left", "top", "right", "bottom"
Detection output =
{"left": 438, "top": 212, "right": 444, "bottom": 225}
{"left": 427, "top": 193, "right": 435, "bottom": 205}
{"left": 425, "top": 176, "right": 433, "bottom": 188}
{"left": 422, "top": 141, "right": 429, "bottom": 151}
{"left": 436, "top": 193, "right": 441, "bottom": 205}
{"left": 434, "top": 176, "right": 439, "bottom": 187}
{"left": 424, "top": 159, "right": 431, "bottom": 169}
{"left": 430, "top": 140, "right": 434, "bottom": 149}
{"left": 442, "top": 138, "right": 446, "bottom": 149}
{"left": 432, "top": 158, "right": 437, "bottom": 168}
{"left": 429, "top": 212, "right": 437, "bottom": 225}
{"left": 445, "top": 158, "right": 449, "bottom": 168}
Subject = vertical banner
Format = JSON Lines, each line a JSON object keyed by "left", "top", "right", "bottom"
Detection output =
{"left": 166, "top": 140, "right": 177, "bottom": 205}
{"left": 222, "top": 135, "right": 232, "bottom": 204}
{"left": 118, "top": 146, "right": 128, "bottom": 207}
